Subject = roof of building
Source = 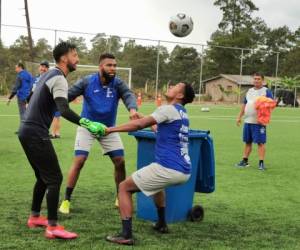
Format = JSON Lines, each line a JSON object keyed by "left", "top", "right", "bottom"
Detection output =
{"left": 203, "top": 74, "right": 279, "bottom": 86}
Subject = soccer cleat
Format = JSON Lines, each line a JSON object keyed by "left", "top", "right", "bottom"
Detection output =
{"left": 45, "top": 225, "right": 78, "bottom": 239}
{"left": 59, "top": 200, "right": 70, "bottom": 214}
{"left": 115, "top": 197, "right": 119, "bottom": 208}
{"left": 27, "top": 215, "right": 48, "bottom": 228}
{"left": 106, "top": 234, "right": 134, "bottom": 245}
{"left": 235, "top": 160, "right": 250, "bottom": 168}
{"left": 258, "top": 162, "right": 266, "bottom": 171}
{"left": 152, "top": 223, "right": 169, "bottom": 233}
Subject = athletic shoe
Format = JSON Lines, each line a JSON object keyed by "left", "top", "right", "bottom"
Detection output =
{"left": 45, "top": 225, "right": 78, "bottom": 239}
{"left": 235, "top": 160, "right": 250, "bottom": 168}
{"left": 106, "top": 234, "right": 134, "bottom": 245}
{"left": 258, "top": 162, "right": 266, "bottom": 171}
{"left": 152, "top": 223, "right": 169, "bottom": 233}
{"left": 115, "top": 197, "right": 119, "bottom": 208}
{"left": 59, "top": 200, "right": 70, "bottom": 214}
{"left": 27, "top": 215, "right": 48, "bottom": 228}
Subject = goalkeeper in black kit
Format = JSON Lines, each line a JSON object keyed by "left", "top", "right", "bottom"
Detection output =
{"left": 18, "top": 42, "right": 106, "bottom": 240}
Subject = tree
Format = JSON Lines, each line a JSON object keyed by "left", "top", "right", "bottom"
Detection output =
{"left": 88, "top": 33, "right": 110, "bottom": 64}
{"left": 214, "top": 0, "right": 258, "bottom": 37}
{"left": 206, "top": 0, "right": 268, "bottom": 77}
{"left": 63, "top": 36, "right": 89, "bottom": 64}
{"left": 167, "top": 46, "right": 200, "bottom": 87}
{"left": 118, "top": 40, "right": 169, "bottom": 89}
{"left": 33, "top": 38, "right": 52, "bottom": 62}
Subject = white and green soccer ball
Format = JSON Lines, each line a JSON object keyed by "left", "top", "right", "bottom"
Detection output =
{"left": 169, "top": 13, "right": 194, "bottom": 37}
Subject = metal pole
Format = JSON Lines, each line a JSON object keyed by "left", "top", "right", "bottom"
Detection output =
{"left": 155, "top": 40, "right": 160, "bottom": 99}
{"left": 128, "top": 68, "right": 132, "bottom": 89}
{"left": 238, "top": 49, "right": 244, "bottom": 104}
{"left": 107, "top": 36, "right": 112, "bottom": 53}
{"left": 274, "top": 52, "right": 279, "bottom": 99}
{"left": 54, "top": 29, "right": 57, "bottom": 46}
{"left": 24, "top": 0, "right": 34, "bottom": 61}
{"left": 294, "top": 87, "right": 297, "bottom": 108}
{"left": 198, "top": 45, "right": 204, "bottom": 103}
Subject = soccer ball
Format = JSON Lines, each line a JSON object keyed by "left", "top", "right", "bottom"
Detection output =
{"left": 169, "top": 13, "right": 193, "bottom": 37}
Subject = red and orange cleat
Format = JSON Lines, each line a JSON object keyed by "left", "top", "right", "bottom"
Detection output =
{"left": 27, "top": 215, "right": 48, "bottom": 228}
{"left": 45, "top": 225, "right": 78, "bottom": 239}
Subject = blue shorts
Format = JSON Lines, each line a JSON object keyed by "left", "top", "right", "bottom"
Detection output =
{"left": 243, "top": 123, "right": 266, "bottom": 144}
{"left": 54, "top": 111, "right": 61, "bottom": 117}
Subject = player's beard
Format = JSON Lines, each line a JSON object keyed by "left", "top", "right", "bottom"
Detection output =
{"left": 67, "top": 63, "right": 76, "bottom": 73}
{"left": 102, "top": 70, "right": 115, "bottom": 83}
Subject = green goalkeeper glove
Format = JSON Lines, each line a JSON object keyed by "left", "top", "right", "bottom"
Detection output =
{"left": 79, "top": 118, "right": 107, "bottom": 136}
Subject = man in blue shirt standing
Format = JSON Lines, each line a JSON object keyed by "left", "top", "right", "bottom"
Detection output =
{"left": 7, "top": 62, "right": 33, "bottom": 128}
{"left": 59, "top": 53, "right": 139, "bottom": 214}
{"left": 31, "top": 60, "right": 50, "bottom": 92}
{"left": 236, "top": 72, "right": 273, "bottom": 170}
{"left": 104, "top": 82, "right": 195, "bottom": 245}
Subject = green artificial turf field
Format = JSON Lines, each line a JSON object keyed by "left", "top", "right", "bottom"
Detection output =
{"left": 0, "top": 100, "right": 299, "bottom": 249}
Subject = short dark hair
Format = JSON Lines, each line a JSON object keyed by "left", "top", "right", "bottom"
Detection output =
{"left": 253, "top": 72, "right": 264, "bottom": 80}
{"left": 53, "top": 41, "right": 77, "bottom": 63}
{"left": 40, "top": 60, "right": 49, "bottom": 68}
{"left": 182, "top": 82, "right": 195, "bottom": 105}
{"left": 16, "top": 62, "right": 25, "bottom": 69}
{"left": 99, "top": 53, "right": 115, "bottom": 64}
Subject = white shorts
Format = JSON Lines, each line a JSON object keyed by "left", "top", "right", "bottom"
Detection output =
{"left": 74, "top": 126, "right": 124, "bottom": 157}
{"left": 132, "top": 163, "right": 190, "bottom": 196}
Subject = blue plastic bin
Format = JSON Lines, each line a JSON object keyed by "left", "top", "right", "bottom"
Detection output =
{"left": 128, "top": 129, "right": 215, "bottom": 223}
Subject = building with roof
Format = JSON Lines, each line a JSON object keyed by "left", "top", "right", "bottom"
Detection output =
{"left": 203, "top": 74, "right": 277, "bottom": 103}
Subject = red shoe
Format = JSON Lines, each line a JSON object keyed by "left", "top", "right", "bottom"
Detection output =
{"left": 27, "top": 215, "right": 48, "bottom": 228}
{"left": 45, "top": 225, "right": 78, "bottom": 239}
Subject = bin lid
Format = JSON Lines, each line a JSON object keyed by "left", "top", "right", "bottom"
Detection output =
{"left": 128, "top": 129, "right": 210, "bottom": 139}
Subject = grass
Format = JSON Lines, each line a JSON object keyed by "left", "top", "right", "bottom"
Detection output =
{"left": 0, "top": 100, "right": 300, "bottom": 249}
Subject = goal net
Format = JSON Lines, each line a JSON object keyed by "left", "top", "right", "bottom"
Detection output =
{"left": 25, "top": 62, "right": 132, "bottom": 88}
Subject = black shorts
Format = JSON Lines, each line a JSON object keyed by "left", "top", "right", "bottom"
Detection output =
{"left": 18, "top": 135, "right": 62, "bottom": 185}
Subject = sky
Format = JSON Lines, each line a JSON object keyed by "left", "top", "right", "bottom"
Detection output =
{"left": 1, "top": 0, "right": 299, "bottom": 49}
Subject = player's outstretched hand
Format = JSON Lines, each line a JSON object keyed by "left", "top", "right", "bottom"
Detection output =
{"left": 236, "top": 117, "right": 241, "bottom": 126}
{"left": 129, "top": 109, "right": 143, "bottom": 120}
{"left": 79, "top": 118, "right": 107, "bottom": 137}
{"left": 6, "top": 99, "right": 11, "bottom": 106}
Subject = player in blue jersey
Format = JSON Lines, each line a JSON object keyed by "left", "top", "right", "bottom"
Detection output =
{"left": 59, "top": 53, "right": 139, "bottom": 214}
{"left": 104, "top": 82, "right": 195, "bottom": 245}
{"left": 7, "top": 62, "right": 33, "bottom": 131}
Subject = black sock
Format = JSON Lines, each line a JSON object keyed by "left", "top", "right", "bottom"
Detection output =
{"left": 65, "top": 187, "right": 74, "bottom": 201}
{"left": 157, "top": 207, "right": 166, "bottom": 226}
{"left": 243, "top": 158, "right": 248, "bottom": 163}
{"left": 46, "top": 184, "right": 60, "bottom": 222}
{"left": 48, "top": 220, "right": 57, "bottom": 226}
{"left": 31, "top": 211, "right": 40, "bottom": 217}
{"left": 259, "top": 160, "right": 264, "bottom": 165}
{"left": 121, "top": 218, "right": 132, "bottom": 238}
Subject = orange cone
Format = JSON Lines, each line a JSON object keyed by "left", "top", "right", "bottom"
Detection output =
{"left": 137, "top": 92, "right": 142, "bottom": 107}
{"left": 156, "top": 93, "right": 162, "bottom": 107}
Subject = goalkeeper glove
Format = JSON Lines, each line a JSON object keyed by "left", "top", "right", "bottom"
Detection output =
{"left": 79, "top": 118, "right": 107, "bottom": 136}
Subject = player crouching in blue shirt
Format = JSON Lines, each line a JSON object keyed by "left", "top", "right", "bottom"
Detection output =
{"left": 104, "top": 82, "right": 195, "bottom": 245}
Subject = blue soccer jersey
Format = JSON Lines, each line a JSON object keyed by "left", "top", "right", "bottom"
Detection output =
{"left": 151, "top": 104, "right": 191, "bottom": 174}
{"left": 68, "top": 73, "right": 137, "bottom": 127}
